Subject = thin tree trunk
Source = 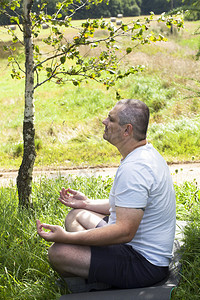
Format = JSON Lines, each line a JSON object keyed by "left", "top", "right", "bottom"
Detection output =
{"left": 17, "top": 0, "right": 36, "bottom": 208}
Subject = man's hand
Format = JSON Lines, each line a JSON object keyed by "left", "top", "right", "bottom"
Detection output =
{"left": 36, "top": 220, "right": 67, "bottom": 243}
{"left": 58, "top": 187, "right": 88, "bottom": 209}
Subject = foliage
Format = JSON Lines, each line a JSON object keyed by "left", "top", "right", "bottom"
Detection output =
{"left": 71, "top": 0, "right": 141, "bottom": 19}
{"left": 141, "top": 0, "right": 182, "bottom": 15}
{"left": 0, "top": 0, "right": 188, "bottom": 25}
{"left": 181, "top": 0, "right": 200, "bottom": 20}
{"left": 171, "top": 204, "right": 200, "bottom": 299}
{"left": 1, "top": 74, "right": 199, "bottom": 168}
{"left": 0, "top": 176, "right": 199, "bottom": 298}
{"left": 0, "top": 2, "right": 183, "bottom": 91}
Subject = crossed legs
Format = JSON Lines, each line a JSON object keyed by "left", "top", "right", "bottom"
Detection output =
{"left": 48, "top": 209, "right": 106, "bottom": 277}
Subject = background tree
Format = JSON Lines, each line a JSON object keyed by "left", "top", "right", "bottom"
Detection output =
{"left": 0, "top": 0, "right": 183, "bottom": 208}
{"left": 181, "top": 0, "right": 200, "bottom": 20}
{"left": 71, "top": 0, "right": 141, "bottom": 19}
{"left": 141, "top": 0, "right": 182, "bottom": 15}
{"left": 0, "top": 0, "right": 188, "bottom": 25}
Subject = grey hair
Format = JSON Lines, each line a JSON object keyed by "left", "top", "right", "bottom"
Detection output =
{"left": 116, "top": 99, "right": 149, "bottom": 141}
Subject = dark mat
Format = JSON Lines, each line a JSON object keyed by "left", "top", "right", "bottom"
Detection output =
{"left": 60, "top": 286, "right": 173, "bottom": 300}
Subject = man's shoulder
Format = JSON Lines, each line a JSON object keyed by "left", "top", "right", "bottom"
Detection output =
{"left": 121, "top": 143, "right": 166, "bottom": 168}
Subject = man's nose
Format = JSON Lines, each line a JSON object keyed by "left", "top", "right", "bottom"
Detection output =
{"left": 102, "top": 118, "right": 108, "bottom": 125}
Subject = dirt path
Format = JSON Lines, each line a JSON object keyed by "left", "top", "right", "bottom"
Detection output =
{"left": 0, "top": 162, "right": 200, "bottom": 187}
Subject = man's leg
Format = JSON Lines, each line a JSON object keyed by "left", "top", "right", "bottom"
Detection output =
{"left": 48, "top": 209, "right": 111, "bottom": 292}
{"left": 48, "top": 242, "right": 91, "bottom": 278}
{"left": 48, "top": 209, "right": 106, "bottom": 276}
{"left": 65, "top": 208, "right": 106, "bottom": 232}
{"left": 48, "top": 242, "right": 112, "bottom": 293}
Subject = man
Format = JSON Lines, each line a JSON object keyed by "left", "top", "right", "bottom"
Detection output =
{"left": 37, "top": 99, "right": 176, "bottom": 291}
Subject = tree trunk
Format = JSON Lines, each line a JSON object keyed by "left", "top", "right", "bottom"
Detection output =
{"left": 17, "top": 0, "right": 36, "bottom": 209}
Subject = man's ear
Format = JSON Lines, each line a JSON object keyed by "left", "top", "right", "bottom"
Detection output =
{"left": 124, "top": 124, "right": 133, "bottom": 136}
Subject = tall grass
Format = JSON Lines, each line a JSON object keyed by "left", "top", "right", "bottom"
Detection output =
{"left": 0, "top": 176, "right": 199, "bottom": 299}
{"left": 0, "top": 176, "right": 113, "bottom": 299}
{"left": 171, "top": 204, "right": 200, "bottom": 299}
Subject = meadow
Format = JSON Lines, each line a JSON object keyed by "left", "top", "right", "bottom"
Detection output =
{"left": 0, "top": 176, "right": 199, "bottom": 299}
{"left": 0, "top": 17, "right": 200, "bottom": 299}
{"left": 0, "top": 18, "right": 200, "bottom": 169}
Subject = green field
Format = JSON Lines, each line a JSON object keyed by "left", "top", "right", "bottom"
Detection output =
{"left": 0, "top": 176, "right": 199, "bottom": 299}
{"left": 0, "top": 18, "right": 200, "bottom": 170}
{"left": 0, "top": 17, "right": 200, "bottom": 300}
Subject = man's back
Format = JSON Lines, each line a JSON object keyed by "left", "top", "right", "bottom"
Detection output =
{"left": 109, "top": 143, "right": 176, "bottom": 266}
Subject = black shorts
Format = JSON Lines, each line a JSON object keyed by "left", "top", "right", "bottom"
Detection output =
{"left": 88, "top": 218, "right": 169, "bottom": 289}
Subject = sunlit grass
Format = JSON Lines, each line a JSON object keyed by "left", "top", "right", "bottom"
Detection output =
{"left": 148, "top": 117, "right": 200, "bottom": 162}
{"left": 0, "top": 176, "right": 199, "bottom": 299}
{"left": 171, "top": 202, "right": 200, "bottom": 299}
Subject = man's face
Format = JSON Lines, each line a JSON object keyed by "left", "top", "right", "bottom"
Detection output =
{"left": 102, "top": 105, "right": 125, "bottom": 146}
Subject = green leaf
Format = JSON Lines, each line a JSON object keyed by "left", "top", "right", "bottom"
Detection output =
{"left": 10, "top": 16, "right": 19, "bottom": 24}
{"left": 121, "top": 25, "right": 128, "bottom": 31}
{"left": 12, "top": 37, "right": 18, "bottom": 43}
{"left": 72, "top": 80, "right": 79, "bottom": 86}
{"left": 126, "top": 47, "right": 132, "bottom": 54}
{"left": 35, "top": 45, "right": 40, "bottom": 53}
{"left": 60, "top": 56, "right": 66, "bottom": 64}
{"left": 46, "top": 67, "right": 52, "bottom": 73}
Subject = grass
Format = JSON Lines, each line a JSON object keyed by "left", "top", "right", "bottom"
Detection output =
{"left": 171, "top": 205, "right": 200, "bottom": 299}
{"left": 0, "top": 176, "right": 199, "bottom": 299}
{"left": 0, "top": 17, "right": 200, "bottom": 169}
{"left": 0, "top": 176, "right": 112, "bottom": 299}
{"left": 148, "top": 116, "right": 200, "bottom": 162}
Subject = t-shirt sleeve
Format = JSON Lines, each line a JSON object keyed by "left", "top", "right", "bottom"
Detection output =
{"left": 114, "top": 163, "right": 154, "bottom": 209}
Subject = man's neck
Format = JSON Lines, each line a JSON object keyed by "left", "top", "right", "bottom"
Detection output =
{"left": 119, "top": 139, "right": 147, "bottom": 160}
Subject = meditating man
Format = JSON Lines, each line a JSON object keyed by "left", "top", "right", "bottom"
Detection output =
{"left": 37, "top": 99, "right": 176, "bottom": 292}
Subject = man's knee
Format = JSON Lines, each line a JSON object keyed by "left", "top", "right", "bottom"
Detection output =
{"left": 48, "top": 243, "right": 61, "bottom": 266}
{"left": 48, "top": 243, "right": 69, "bottom": 272}
{"left": 48, "top": 243, "right": 91, "bottom": 277}
{"left": 65, "top": 209, "right": 106, "bottom": 231}
{"left": 65, "top": 208, "right": 85, "bottom": 231}
{"left": 65, "top": 208, "right": 82, "bottom": 222}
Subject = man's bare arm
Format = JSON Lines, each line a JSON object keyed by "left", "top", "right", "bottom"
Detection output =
{"left": 37, "top": 207, "right": 144, "bottom": 246}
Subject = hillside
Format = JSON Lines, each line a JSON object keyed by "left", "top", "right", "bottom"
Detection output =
{"left": 0, "top": 18, "right": 200, "bottom": 169}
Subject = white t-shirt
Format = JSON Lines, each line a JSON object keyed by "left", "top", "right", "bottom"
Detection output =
{"left": 108, "top": 143, "right": 176, "bottom": 267}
